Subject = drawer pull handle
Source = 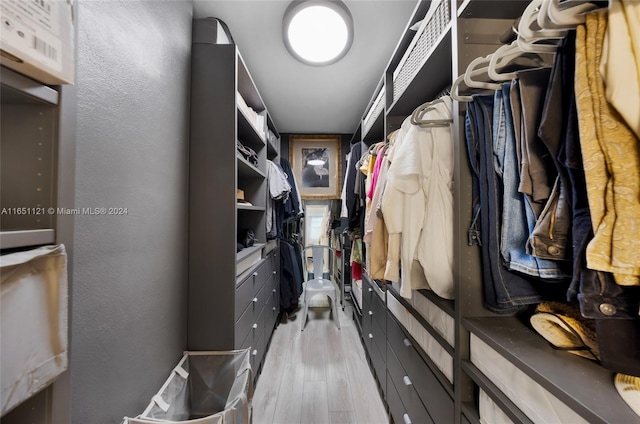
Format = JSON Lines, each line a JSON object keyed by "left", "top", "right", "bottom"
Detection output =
{"left": 253, "top": 272, "right": 258, "bottom": 277}
{"left": 252, "top": 323, "right": 258, "bottom": 329}
{"left": 273, "top": 270, "right": 277, "bottom": 275}
{"left": 403, "top": 376, "right": 412, "bottom": 386}
{"left": 252, "top": 349, "right": 257, "bottom": 356}
{"left": 253, "top": 297, "right": 258, "bottom": 303}
{"left": 368, "top": 333, "right": 373, "bottom": 339}
{"left": 272, "top": 307, "right": 277, "bottom": 311}
{"left": 368, "top": 288, "right": 373, "bottom": 293}
{"left": 403, "top": 338, "right": 412, "bottom": 348}
{"left": 403, "top": 413, "right": 412, "bottom": 424}
{"left": 368, "top": 311, "right": 373, "bottom": 316}
{"left": 273, "top": 289, "right": 277, "bottom": 293}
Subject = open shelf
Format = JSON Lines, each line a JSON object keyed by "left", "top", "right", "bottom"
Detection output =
{"left": 387, "top": 26, "right": 453, "bottom": 117}
{"left": 237, "top": 204, "right": 265, "bottom": 212}
{"left": 1, "top": 67, "right": 59, "bottom": 105}
{"left": 0, "top": 229, "right": 56, "bottom": 249}
{"left": 237, "top": 154, "right": 265, "bottom": 179}
{"left": 462, "top": 361, "right": 534, "bottom": 424}
{"left": 463, "top": 317, "right": 639, "bottom": 424}
{"left": 362, "top": 112, "right": 385, "bottom": 143}
{"left": 237, "top": 107, "right": 266, "bottom": 151}
{"left": 387, "top": 285, "right": 455, "bottom": 356}
{"left": 458, "top": 0, "right": 530, "bottom": 19}
{"left": 417, "top": 288, "right": 455, "bottom": 317}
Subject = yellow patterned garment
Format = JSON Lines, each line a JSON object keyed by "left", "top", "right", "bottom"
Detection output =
{"left": 575, "top": 12, "right": 640, "bottom": 286}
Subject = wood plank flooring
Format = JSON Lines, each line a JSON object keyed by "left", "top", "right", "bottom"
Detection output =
{"left": 253, "top": 305, "right": 389, "bottom": 424}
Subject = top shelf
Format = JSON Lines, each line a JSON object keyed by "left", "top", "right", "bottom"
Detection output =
{"left": 464, "top": 317, "right": 639, "bottom": 424}
{"left": 1, "top": 67, "right": 59, "bottom": 105}
{"left": 457, "top": 0, "right": 530, "bottom": 19}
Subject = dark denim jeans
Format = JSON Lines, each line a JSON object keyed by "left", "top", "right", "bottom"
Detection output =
{"left": 466, "top": 94, "right": 542, "bottom": 314}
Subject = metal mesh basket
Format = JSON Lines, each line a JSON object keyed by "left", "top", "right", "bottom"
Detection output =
{"left": 392, "top": 0, "right": 451, "bottom": 103}
{"left": 363, "top": 87, "right": 385, "bottom": 137}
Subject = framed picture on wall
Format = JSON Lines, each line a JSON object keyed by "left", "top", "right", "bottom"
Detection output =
{"left": 289, "top": 134, "right": 342, "bottom": 200}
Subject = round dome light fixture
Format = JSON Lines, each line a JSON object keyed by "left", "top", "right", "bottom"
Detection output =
{"left": 283, "top": 0, "right": 354, "bottom": 66}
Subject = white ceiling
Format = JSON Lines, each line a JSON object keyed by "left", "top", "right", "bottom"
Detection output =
{"left": 193, "top": 0, "right": 419, "bottom": 134}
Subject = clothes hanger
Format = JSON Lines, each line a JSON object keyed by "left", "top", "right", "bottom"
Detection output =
{"left": 410, "top": 98, "right": 453, "bottom": 127}
{"left": 546, "top": 0, "right": 601, "bottom": 26}
{"left": 464, "top": 56, "right": 502, "bottom": 90}
{"left": 487, "top": 41, "right": 549, "bottom": 81}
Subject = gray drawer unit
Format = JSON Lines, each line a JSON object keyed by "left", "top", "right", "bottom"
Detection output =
{"left": 369, "top": 320, "right": 387, "bottom": 395}
{"left": 251, "top": 325, "right": 267, "bottom": 372}
{"left": 387, "top": 311, "right": 454, "bottom": 424}
{"left": 235, "top": 283, "right": 267, "bottom": 347}
{"left": 235, "top": 260, "right": 269, "bottom": 320}
{"left": 387, "top": 342, "right": 434, "bottom": 424}
{"left": 362, "top": 278, "right": 374, "bottom": 352}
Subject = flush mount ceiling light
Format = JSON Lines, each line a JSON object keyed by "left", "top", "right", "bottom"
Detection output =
{"left": 283, "top": 0, "right": 354, "bottom": 66}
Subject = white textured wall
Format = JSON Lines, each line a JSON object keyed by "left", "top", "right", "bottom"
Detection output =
{"left": 72, "top": 1, "right": 192, "bottom": 422}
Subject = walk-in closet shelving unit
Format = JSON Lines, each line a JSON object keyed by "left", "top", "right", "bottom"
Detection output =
{"left": 349, "top": 1, "right": 638, "bottom": 423}
{"left": 189, "top": 19, "right": 281, "bottom": 378}
{"left": 0, "top": 67, "right": 75, "bottom": 423}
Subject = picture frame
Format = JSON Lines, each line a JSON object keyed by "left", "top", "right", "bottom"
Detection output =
{"left": 289, "top": 134, "right": 342, "bottom": 200}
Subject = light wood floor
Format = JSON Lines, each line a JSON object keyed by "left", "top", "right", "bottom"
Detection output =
{"left": 252, "top": 304, "right": 389, "bottom": 424}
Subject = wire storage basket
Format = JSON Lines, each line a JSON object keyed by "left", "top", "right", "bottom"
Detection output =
{"left": 392, "top": 0, "right": 452, "bottom": 104}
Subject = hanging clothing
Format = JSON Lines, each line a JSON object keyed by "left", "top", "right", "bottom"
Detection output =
{"left": 381, "top": 97, "right": 455, "bottom": 300}
{"left": 267, "top": 160, "right": 291, "bottom": 239}
{"left": 340, "top": 152, "right": 351, "bottom": 219}
{"left": 575, "top": 11, "right": 640, "bottom": 286}
{"left": 466, "top": 94, "right": 543, "bottom": 313}
{"left": 600, "top": 0, "right": 640, "bottom": 139}
{"left": 345, "top": 143, "right": 364, "bottom": 231}
{"left": 280, "top": 158, "right": 302, "bottom": 218}
{"left": 494, "top": 83, "right": 567, "bottom": 279}
{"left": 279, "top": 239, "right": 301, "bottom": 313}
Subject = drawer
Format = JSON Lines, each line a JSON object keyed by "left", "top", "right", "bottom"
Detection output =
{"left": 387, "top": 371, "right": 411, "bottom": 424}
{"left": 371, "top": 292, "right": 386, "bottom": 336}
{"left": 251, "top": 327, "right": 266, "bottom": 372}
{"left": 462, "top": 414, "right": 472, "bottom": 424}
{"left": 235, "top": 259, "right": 268, "bottom": 320}
{"left": 369, "top": 324, "right": 386, "bottom": 394}
{"left": 386, "top": 343, "right": 433, "bottom": 424}
{"left": 362, "top": 277, "right": 374, "bottom": 307}
{"left": 387, "top": 312, "right": 454, "bottom": 424}
{"left": 362, "top": 308, "right": 372, "bottom": 353}
{"left": 265, "top": 285, "right": 279, "bottom": 333}
{"left": 235, "top": 284, "right": 266, "bottom": 346}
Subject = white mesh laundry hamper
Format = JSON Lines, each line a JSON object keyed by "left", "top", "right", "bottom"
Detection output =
{"left": 123, "top": 350, "right": 253, "bottom": 424}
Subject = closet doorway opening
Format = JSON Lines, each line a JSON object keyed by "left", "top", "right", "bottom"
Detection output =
{"left": 303, "top": 202, "right": 330, "bottom": 247}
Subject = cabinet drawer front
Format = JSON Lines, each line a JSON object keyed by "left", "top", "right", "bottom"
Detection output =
{"left": 362, "top": 277, "right": 375, "bottom": 308}
{"left": 387, "top": 312, "right": 454, "bottom": 424}
{"left": 386, "top": 343, "right": 434, "bottom": 424}
{"left": 265, "top": 283, "right": 279, "bottom": 333}
{"left": 369, "top": 325, "right": 387, "bottom": 394}
{"left": 251, "top": 327, "right": 266, "bottom": 372}
{"left": 236, "top": 284, "right": 266, "bottom": 344}
{"left": 235, "top": 259, "right": 268, "bottom": 320}
{"left": 371, "top": 293, "right": 386, "bottom": 338}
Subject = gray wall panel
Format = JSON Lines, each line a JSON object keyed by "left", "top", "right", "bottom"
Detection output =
{"left": 72, "top": 1, "right": 192, "bottom": 422}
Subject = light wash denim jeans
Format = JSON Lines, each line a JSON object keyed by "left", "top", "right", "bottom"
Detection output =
{"left": 493, "top": 85, "right": 567, "bottom": 279}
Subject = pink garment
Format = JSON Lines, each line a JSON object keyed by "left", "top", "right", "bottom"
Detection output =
{"left": 367, "top": 145, "right": 387, "bottom": 201}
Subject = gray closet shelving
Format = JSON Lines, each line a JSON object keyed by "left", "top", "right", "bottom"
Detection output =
{"left": 188, "top": 19, "right": 281, "bottom": 377}
{"left": 349, "top": 1, "right": 639, "bottom": 423}
{"left": 0, "top": 66, "right": 75, "bottom": 424}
